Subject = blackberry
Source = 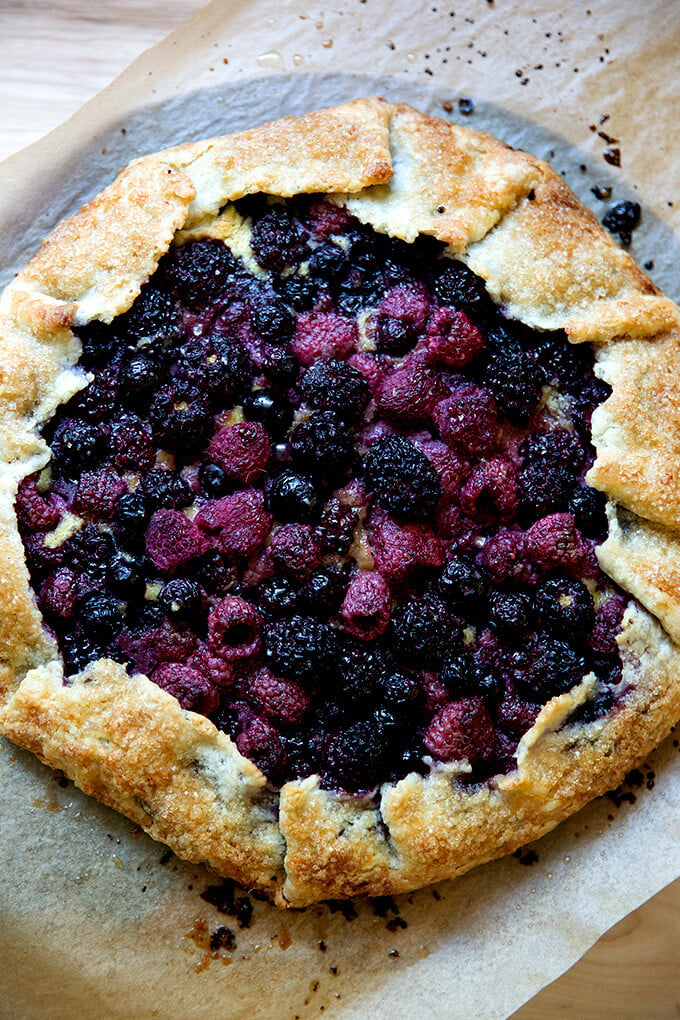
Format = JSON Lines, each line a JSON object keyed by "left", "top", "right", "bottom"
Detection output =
{"left": 531, "top": 331, "right": 592, "bottom": 393}
{"left": 191, "top": 337, "right": 252, "bottom": 405}
{"left": 65, "top": 525, "right": 116, "bottom": 579}
{"left": 267, "top": 470, "right": 321, "bottom": 523}
{"left": 389, "top": 599, "right": 449, "bottom": 667}
{"left": 119, "top": 356, "right": 163, "bottom": 403}
{"left": 567, "top": 485, "right": 607, "bottom": 537}
{"left": 569, "top": 687, "right": 615, "bottom": 725}
{"left": 50, "top": 420, "right": 104, "bottom": 478}
{"left": 108, "top": 553, "right": 145, "bottom": 598}
{"left": 301, "top": 359, "right": 370, "bottom": 422}
{"left": 251, "top": 300, "right": 295, "bottom": 343}
{"left": 251, "top": 206, "right": 310, "bottom": 273}
{"left": 253, "top": 576, "right": 298, "bottom": 619}
{"left": 376, "top": 671, "right": 420, "bottom": 711}
{"left": 199, "top": 462, "right": 233, "bottom": 498}
{"left": 512, "top": 637, "right": 587, "bottom": 701}
{"left": 123, "top": 284, "right": 182, "bottom": 343}
{"left": 483, "top": 342, "right": 543, "bottom": 426}
{"left": 440, "top": 653, "right": 478, "bottom": 697}
{"left": 336, "top": 640, "right": 388, "bottom": 705}
{"left": 325, "top": 717, "right": 389, "bottom": 792}
{"left": 70, "top": 367, "right": 119, "bottom": 422}
{"left": 535, "top": 577, "right": 595, "bottom": 637}
{"left": 138, "top": 470, "right": 192, "bottom": 511}
{"left": 520, "top": 429, "right": 586, "bottom": 473}
{"left": 438, "top": 556, "right": 488, "bottom": 609}
{"left": 363, "top": 435, "right": 443, "bottom": 521}
{"left": 78, "top": 591, "right": 124, "bottom": 642}
{"left": 518, "top": 460, "right": 573, "bottom": 519}
{"left": 261, "top": 346, "right": 299, "bottom": 387}
{"left": 158, "top": 578, "right": 204, "bottom": 623}
{"left": 61, "top": 633, "right": 102, "bottom": 674}
{"left": 242, "top": 390, "right": 293, "bottom": 436}
{"left": 308, "top": 242, "right": 347, "bottom": 281}
{"left": 474, "top": 662, "right": 505, "bottom": 705}
{"left": 291, "top": 411, "right": 356, "bottom": 480}
{"left": 115, "top": 492, "right": 149, "bottom": 540}
{"left": 149, "top": 384, "right": 213, "bottom": 453}
{"left": 164, "top": 239, "right": 237, "bottom": 307}
{"left": 602, "top": 199, "right": 641, "bottom": 246}
{"left": 264, "top": 615, "right": 338, "bottom": 682}
{"left": 318, "top": 497, "right": 357, "bottom": 555}
{"left": 433, "top": 261, "right": 487, "bottom": 308}
{"left": 75, "top": 320, "right": 124, "bottom": 367}
{"left": 298, "top": 566, "right": 351, "bottom": 617}
{"left": 273, "top": 274, "right": 318, "bottom": 312}
{"left": 488, "top": 591, "right": 532, "bottom": 638}
{"left": 199, "top": 551, "right": 238, "bottom": 596}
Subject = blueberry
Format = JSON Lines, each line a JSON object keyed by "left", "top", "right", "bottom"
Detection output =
{"left": 267, "top": 470, "right": 321, "bottom": 523}
{"left": 375, "top": 315, "right": 420, "bottom": 355}
{"left": 158, "top": 578, "right": 204, "bottom": 623}
{"left": 108, "top": 553, "right": 145, "bottom": 597}
{"left": 308, "top": 243, "right": 347, "bottom": 281}
{"left": 242, "top": 390, "right": 293, "bottom": 436}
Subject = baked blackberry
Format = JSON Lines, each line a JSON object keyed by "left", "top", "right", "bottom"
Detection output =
{"left": 78, "top": 592, "right": 124, "bottom": 642}
{"left": 242, "top": 390, "right": 294, "bottom": 436}
{"left": 602, "top": 199, "right": 641, "bottom": 246}
{"left": 389, "top": 599, "right": 451, "bottom": 667}
{"left": 267, "top": 470, "right": 322, "bottom": 523}
{"left": 433, "top": 260, "right": 487, "bottom": 308}
{"left": 149, "top": 383, "right": 213, "bottom": 454}
{"left": 438, "top": 556, "right": 488, "bottom": 609}
{"left": 164, "top": 239, "right": 237, "bottom": 307}
{"left": 264, "top": 615, "right": 339, "bottom": 682}
{"left": 567, "top": 485, "right": 607, "bottom": 537}
{"left": 488, "top": 591, "right": 532, "bottom": 638}
{"left": 250, "top": 206, "right": 310, "bottom": 273}
{"left": 483, "top": 342, "right": 543, "bottom": 426}
{"left": 251, "top": 300, "right": 295, "bottom": 343}
{"left": 290, "top": 411, "right": 356, "bottom": 481}
{"left": 535, "top": 577, "right": 595, "bottom": 638}
{"left": 301, "top": 359, "right": 371, "bottom": 422}
{"left": 49, "top": 420, "right": 104, "bottom": 478}
{"left": 158, "top": 578, "right": 204, "bottom": 623}
{"left": 363, "top": 434, "right": 443, "bottom": 521}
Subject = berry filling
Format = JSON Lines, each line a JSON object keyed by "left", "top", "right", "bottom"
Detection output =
{"left": 17, "top": 196, "right": 626, "bottom": 795}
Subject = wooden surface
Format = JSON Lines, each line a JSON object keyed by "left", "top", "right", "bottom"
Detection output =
{"left": 0, "top": 2, "right": 679, "bottom": 1017}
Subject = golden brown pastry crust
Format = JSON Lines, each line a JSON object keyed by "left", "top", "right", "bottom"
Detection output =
{"left": 1, "top": 98, "right": 679, "bottom": 906}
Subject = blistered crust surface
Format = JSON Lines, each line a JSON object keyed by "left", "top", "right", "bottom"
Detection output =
{"left": 1, "top": 99, "right": 680, "bottom": 905}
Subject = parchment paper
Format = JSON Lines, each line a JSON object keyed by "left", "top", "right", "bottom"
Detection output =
{"left": 1, "top": 2, "right": 679, "bottom": 1018}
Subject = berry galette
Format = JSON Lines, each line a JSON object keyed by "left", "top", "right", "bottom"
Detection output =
{"left": 1, "top": 98, "right": 679, "bottom": 907}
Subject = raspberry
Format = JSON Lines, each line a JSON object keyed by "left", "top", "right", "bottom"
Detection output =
{"left": 424, "top": 698, "right": 495, "bottom": 764}
{"left": 15, "top": 477, "right": 63, "bottom": 533}
{"left": 152, "top": 663, "right": 219, "bottom": 714}
{"left": 525, "top": 513, "right": 588, "bottom": 572}
{"left": 290, "top": 411, "right": 355, "bottom": 482}
{"left": 39, "top": 568, "right": 77, "bottom": 620}
{"left": 145, "top": 509, "right": 209, "bottom": 572}
{"left": 264, "top": 615, "right": 338, "bottom": 682}
{"left": 111, "top": 416, "right": 155, "bottom": 473}
{"left": 195, "top": 490, "right": 271, "bottom": 560}
{"left": 389, "top": 598, "right": 451, "bottom": 667}
{"left": 589, "top": 593, "right": 627, "bottom": 655}
{"left": 250, "top": 206, "right": 309, "bottom": 272}
{"left": 208, "top": 596, "right": 262, "bottom": 661}
{"left": 460, "top": 457, "right": 518, "bottom": 523}
{"left": 433, "top": 384, "right": 500, "bottom": 459}
{"left": 267, "top": 471, "right": 322, "bottom": 524}
{"left": 301, "top": 359, "right": 371, "bottom": 422}
{"left": 368, "top": 508, "right": 444, "bottom": 581}
{"left": 375, "top": 286, "right": 431, "bottom": 355}
{"left": 535, "top": 577, "right": 595, "bottom": 638}
{"left": 340, "top": 572, "right": 391, "bottom": 640}
{"left": 364, "top": 434, "right": 443, "bottom": 521}
{"left": 349, "top": 352, "right": 389, "bottom": 394}
{"left": 208, "top": 422, "right": 270, "bottom": 485}
{"left": 433, "top": 261, "right": 487, "bottom": 308}
{"left": 415, "top": 440, "right": 470, "bottom": 501}
{"left": 480, "top": 529, "right": 539, "bottom": 586}
{"left": 269, "top": 524, "right": 322, "bottom": 581}
{"left": 73, "top": 468, "right": 126, "bottom": 520}
{"left": 164, "top": 239, "right": 237, "bottom": 307}
{"left": 291, "top": 312, "right": 358, "bottom": 365}
{"left": 423, "top": 307, "right": 484, "bottom": 367}
{"left": 374, "top": 361, "right": 447, "bottom": 424}
{"left": 50, "top": 419, "right": 104, "bottom": 477}
{"left": 243, "top": 667, "right": 311, "bottom": 727}
{"left": 235, "top": 716, "right": 286, "bottom": 780}
{"left": 187, "top": 642, "right": 235, "bottom": 689}
{"left": 305, "top": 199, "right": 354, "bottom": 238}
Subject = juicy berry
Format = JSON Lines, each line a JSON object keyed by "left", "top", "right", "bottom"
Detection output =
{"left": 363, "top": 434, "right": 443, "bottom": 521}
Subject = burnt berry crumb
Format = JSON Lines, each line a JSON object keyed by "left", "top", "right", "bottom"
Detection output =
{"left": 364, "top": 435, "right": 443, "bottom": 521}
{"left": 602, "top": 200, "right": 641, "bottom": 245}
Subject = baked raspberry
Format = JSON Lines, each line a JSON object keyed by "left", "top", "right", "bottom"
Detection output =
{"left": 374, "top": 361, "right": 448, "bottom": 424}
{"left": 590, "top": 593, "right": 627, "bottom": 654}
{"left": 208, "top": 422, "right": 270, "bottom": 485}
{"left": 340, "top": 572, "right": 391, "bottom": 640}
{"left": 460, "top": 457, "right": 518, "bottom": 523}
{"left": 39, "top": 568, "right": 77, "bottom": 620}
{"left": 480, "top": 529, "right": 539, "bottom": 586}
{"left": 145, "top": 509, "right": 209, "bottom": 572}
{"left": 525, "top": 513, "right": 588, "bottom": 572}
{"left": 423, "top": 307, "right": 484, "bottom": 366}
{"left": 269, "top": 524, "right": 323, "bottom": 581}
{"left": 195, "top": 489, "right": 271, "bottom": 561}
{"left": 73, "top": 468, "right": 127, "bottom": 520}
{"left": 368, "top": 508, "right": 444, "bottom": 581}
{"left": 235, "top": 716, "right": 286, "bottom": 780}
{"left": 152, "top": 663, "right": 219, "bottom": 714}
{"left": 243, "top": 667, "right": 311, "bottom": 727}
{"left": 424, "top": 698, "right": 494, "bottom": 764}
{"left": 433, "top": 384, "right": 500, "bottom": 459}
{"left": 208, "top": 596, "right": 262, "bottom": 661}
{"left": 291, "top": 312, "right": 358, "bottom": 365}
{"left": 187, "top": 642, "right": 235, "bottom": 689}
{"left": 15, "top": 478, "right": 63, "bottom": 533}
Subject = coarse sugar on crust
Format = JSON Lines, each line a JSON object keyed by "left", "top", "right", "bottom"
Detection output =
{"left": 1, "top": 98, "right": 679, "bottom": 906}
